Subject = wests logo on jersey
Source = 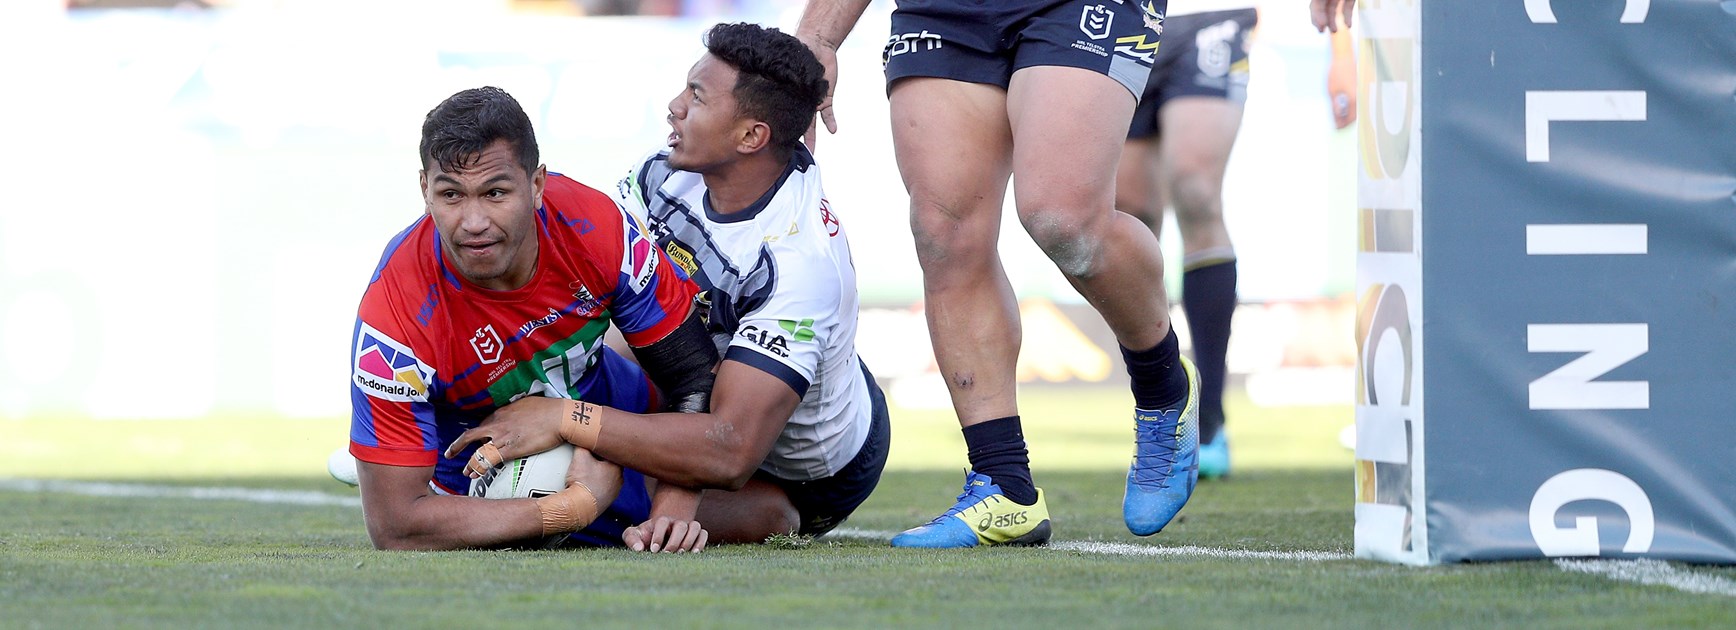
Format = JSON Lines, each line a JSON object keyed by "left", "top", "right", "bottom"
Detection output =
{"left": 354, "top": 323, "right": 434, "bottom": 402}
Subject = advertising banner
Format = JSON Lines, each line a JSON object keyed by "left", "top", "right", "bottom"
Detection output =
{"left": 1356, "top": 0, "right": 1736, "bottom": 564}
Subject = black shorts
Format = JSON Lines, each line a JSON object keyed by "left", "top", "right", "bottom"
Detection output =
{"left": 882, "top": 0, "right": 1169, "bottom": 98}
{"left": 1128, "top": 8, "right": 1258, "bottom": 139}
{"left": 755, "top": 360, "right": 891, "bottom": 537}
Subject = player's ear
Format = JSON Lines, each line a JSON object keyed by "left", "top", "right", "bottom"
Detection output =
{"left": 531, "top": 164, "right": 547, "bottom": 200}
{"left": 418, "top": 169, "right": 430, "bottom": 210}
{"left": 738, "top": 120, "right": 771, "bottom": 155}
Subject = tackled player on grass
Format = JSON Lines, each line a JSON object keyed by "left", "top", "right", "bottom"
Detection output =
{"left": 349, "top": 86, "right": 720, "bottom": 551}
{"left": 448, "top": 22, "right": 890, "bottom": 552}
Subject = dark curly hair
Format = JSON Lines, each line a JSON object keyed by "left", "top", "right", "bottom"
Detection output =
{"left": 702, "top": 22, "right": 828, "bottom": 155}
{"left": 418, "top": 87, "right": 540, "bottom": 175}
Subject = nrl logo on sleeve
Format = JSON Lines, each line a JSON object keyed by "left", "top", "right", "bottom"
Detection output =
{"left": 354, "top": 323, "right": 435, "bottom": 402}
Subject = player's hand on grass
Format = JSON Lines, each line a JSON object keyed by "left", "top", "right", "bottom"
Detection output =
{"left": 444, "top": 396, "right": 568, "bottom": 471}
{"left": 624, "top": 515, "right": 709, "bottom": 553}
{"left": 797, "top": 33, "right": 839, "bottom": 150}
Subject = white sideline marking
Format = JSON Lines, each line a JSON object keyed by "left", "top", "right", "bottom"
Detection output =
{"left": 1053, "top": 541, "right": 1351, "bottom": 562}
{"left": 0, "top": 478, "right": 362, "bottom": 508}
{"left": 1556, "top": 559, "right": 1736, "bottom": 597}
{"left": 825, "top": 528, "right": 1350, "bottom": 562}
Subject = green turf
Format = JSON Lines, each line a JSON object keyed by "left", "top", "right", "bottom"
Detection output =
{"left": 2, "top": 470, "right": 1731, "bottom": 628}
{"left": 0, "top": 387, "right": 1347, "bottom": 478}
{"left": 3, "top": 389, "right": 1732, "bottom": 626}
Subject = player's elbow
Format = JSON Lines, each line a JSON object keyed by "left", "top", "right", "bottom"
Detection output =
{"left": 687, "top": 453, "right": 757, "bottom": 491}
{"left": 369, "top": 533, "right": 422, "bottom": 551}
{"left": 364, "top": 514, "right": 444, "bottom": 551}
{"left": 366, "top": 521, "right": 420, "bottom": 551}
{"left": 718, "top": 458, "right": 759, "bottom": 491}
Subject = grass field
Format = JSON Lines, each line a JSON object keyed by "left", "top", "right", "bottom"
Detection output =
{"left": 3, "top": 388, "right": 1733, "bottom": 627}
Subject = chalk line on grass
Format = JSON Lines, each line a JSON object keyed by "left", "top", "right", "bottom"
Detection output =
{"left": 1556, "top": 558, "right": 1736, "bottom": 597}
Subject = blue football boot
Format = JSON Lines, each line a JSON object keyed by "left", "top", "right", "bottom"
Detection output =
{"left": 891, "top": 470, "right": 1052, "bottom": 548}
{"left": 1123, "top": 355, "right": 1200, "bottom": 536}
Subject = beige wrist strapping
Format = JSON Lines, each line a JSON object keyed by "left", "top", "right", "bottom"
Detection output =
{"left": 534, "top": 481, "right": 600, "bottom": 535}
{"left": 558, "top": 400, "right": 602, "bottom": 450}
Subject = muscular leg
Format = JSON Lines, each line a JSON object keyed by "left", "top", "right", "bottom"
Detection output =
{"left": 1007, "top": 65, "right": 1172, "bottom": 356}
{"left": 1009, "top": 65, "right": 1196, "bottom": 536}
{"left": 1114, "top": 136, "right": 1167, "bottom": 236}
{"left": 886, "top": 78, "right": 1049, "bottom": 519}
{"left": 1160, "top": 97, "right": 1242, "bottom": 259}
{"left": 693, "top": 479, "right": 801, "bottom": 544}
{"left": 1160, "top": 97, "right": 1245, "bottom": 447}
{"left": 889, "top": 78, "right": 1017, "bottom": 429}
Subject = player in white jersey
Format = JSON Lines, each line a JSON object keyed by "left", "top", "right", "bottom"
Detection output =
{"left": 448, "top": 22, "right": 888, "bottom": 552}
{"left": 621, "top": 144, "right": 873, "bottom": 485}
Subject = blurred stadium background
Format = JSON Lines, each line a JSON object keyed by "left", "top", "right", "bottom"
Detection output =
{"left": 0, "top": 0, "right": 1353, "bottom": 475}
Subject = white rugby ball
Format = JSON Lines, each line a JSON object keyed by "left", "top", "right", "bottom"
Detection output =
{"left": 469, "top": 443, "right": 575, "bottom": 499}
{"left": 327, "top": 447, "right": 359, "bottom": 487}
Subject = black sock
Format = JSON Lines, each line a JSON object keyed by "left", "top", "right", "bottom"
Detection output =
{"left": 962, "top": 416, "right": 1037, "bottom": 505}
{"left": 1121, "top": 328, "right": 1189, "bottom": 412}
{"left": 1183, "top": 259, "right": 1236, "bottom": 444}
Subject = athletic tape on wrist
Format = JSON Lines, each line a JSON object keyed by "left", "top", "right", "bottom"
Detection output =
{"left": 559, "top": 400, "right": 602, "bottom": 450}
{"left": 534, "top": 481, "right": 600, "bottom": 535}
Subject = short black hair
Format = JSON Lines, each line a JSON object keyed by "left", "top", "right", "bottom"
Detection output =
{"left": 418, "top": 86, "right": 540, "bottom": 175}
{"left": 702, "top": 22, "right": 827, "bottom": 154}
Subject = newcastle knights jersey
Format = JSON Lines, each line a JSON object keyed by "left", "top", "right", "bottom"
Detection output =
{"left": 616, "top": 146, "right": 872, "bottom": 482}
{"left": 349, "top": 173, "right": 696, "bottom": 544}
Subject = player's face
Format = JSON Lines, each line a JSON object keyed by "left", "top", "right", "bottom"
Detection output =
{"left": 666, "top": 54, "right": 748, "bottom": 172}
{"left": 420, "top": 139, "right": 546, "bottom": 291}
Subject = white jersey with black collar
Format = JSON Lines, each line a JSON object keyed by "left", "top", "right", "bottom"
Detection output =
{"left": 614, "top": 145, "right": 870, "bottom": 482}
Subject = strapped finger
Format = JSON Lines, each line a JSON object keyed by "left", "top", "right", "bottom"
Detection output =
{"left": 463, "top": 442, "right": 503, "bottom": 479}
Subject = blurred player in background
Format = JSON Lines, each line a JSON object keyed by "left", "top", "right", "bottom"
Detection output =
{"left": 349, "top": 86, "right": 720, "bottom": 551}
{"left": 794, "top": 0, "right": 1200, "bottom": 547}
{"left": 449, "top": 22, "right": 889, "bottom": 552}
{"left": 1114, "top": 2, "right": 1357, "bottom": 479}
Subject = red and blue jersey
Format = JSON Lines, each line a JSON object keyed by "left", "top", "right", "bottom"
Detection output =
{"left": 349, "top": 173, "right": 696, "bottom": 544}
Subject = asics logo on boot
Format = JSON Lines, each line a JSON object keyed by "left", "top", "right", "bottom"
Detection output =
{"left": 978, "top": 511, "right": 1030, "bottom": 532}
